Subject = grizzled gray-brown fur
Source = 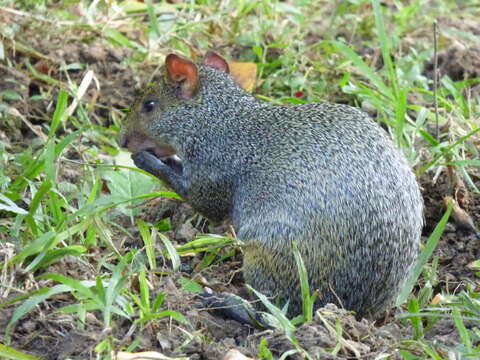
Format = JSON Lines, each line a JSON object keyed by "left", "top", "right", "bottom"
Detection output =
{"left": 120, "top": 52, "right": 424, "bottom": 318}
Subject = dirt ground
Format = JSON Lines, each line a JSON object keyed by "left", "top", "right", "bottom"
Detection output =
{"left": 1, "top": 13, "right": 480, "bottom": 360}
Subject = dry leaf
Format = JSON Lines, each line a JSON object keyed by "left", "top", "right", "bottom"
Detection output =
{"left": 114, "top": 351, "right": 189, "bottom": 360}
{"left": 452, "top": 171, "right": 470, "bottom": 207}
{"left": 229, "top": 62, "right": 257, "bottom": 93}
{"left": 223, "top": 349, "right": 254, "bottom": 360}
{"left": 467, "top": 259, "right": 480, "bottom": 270}
{"left": 34, "top": 59, "right": 56, "bottom": 75}
{"left": 430, "top": 293, "right": 445, "bottom": 305}
{"left": 444, "top": 196, "right": 479, "bottom": 236}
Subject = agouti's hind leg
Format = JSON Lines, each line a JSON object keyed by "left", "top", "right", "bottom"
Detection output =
{"left": 198, "top": 241, "right": 298, "bottom": 326}
{"left": 242, "top": 240, "right": 301, "bottom": 314}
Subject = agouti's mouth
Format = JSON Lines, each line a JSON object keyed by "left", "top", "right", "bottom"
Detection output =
{"left": 119, "top": 131, "right": 183, "bottom": 173}
{"left": 144, "top": 147, "right": 183, "bottom": 174}
{"left": 144, "top": 145, "right": 176, "bottom": 160}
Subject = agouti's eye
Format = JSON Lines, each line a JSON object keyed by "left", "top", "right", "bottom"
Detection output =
{"left": 142, "top": 100, "right": 157, "bottom": 113}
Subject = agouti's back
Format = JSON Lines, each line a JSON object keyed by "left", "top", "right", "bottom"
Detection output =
{"left": 121, "top": 52, "right": 424, "bottom": 318}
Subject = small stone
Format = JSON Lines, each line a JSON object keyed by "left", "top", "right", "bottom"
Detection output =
{"left": 21, "top": 320, "right": 36, "bottom": 332}
{"left": 176, "top": 222, "right": 197, "bottom": 241}
{"left": 156, "top": 333, "right": 171, "bottom": 351}
{"left": 82, "top": 43, "right": 107, "bottom": 63}
{"left": 361, "top": 101, "right": 377, "bottom": 118}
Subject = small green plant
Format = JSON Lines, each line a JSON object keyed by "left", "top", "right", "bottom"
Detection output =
{"left": 248, "top": 285, "right": 310, "bottom": 359}
{"left": 128, "top": 270, "right": 185, "bottom": 325}
{"left": 176, "top": 234, "right": 236, "bottom": 268}
{"left": 257, "top": 338, "right": 274, "bottom": 360}
{"left": 3, "top": 251, "right": 134, "bottom": 342}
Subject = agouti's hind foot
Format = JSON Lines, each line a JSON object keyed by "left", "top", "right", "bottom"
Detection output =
{"left": 197, "top": 292, "right": 269, "bottom": 328}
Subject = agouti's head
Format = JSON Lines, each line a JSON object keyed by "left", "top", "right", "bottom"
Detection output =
{"left": 119, "top": 51, "right": 230, "bottom": 163}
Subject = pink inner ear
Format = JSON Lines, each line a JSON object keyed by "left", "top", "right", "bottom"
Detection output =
{"left": 165, "top": 54, "right": 199, "bottom": 99}
{"left": 203, "top": 51, "right": 230, "bottom": 73}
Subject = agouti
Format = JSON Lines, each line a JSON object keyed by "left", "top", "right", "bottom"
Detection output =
{"left": 120, "top": 51, "right": 424, "bottom": 318}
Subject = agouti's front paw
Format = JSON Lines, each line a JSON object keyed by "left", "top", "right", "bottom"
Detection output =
{"left": 132, "top": 151, "right": 186, "bottom": 196}
{"left": 132, "top": 151, "right": 166, "bottom": 176}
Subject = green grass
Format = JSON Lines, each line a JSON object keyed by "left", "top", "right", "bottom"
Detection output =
{"left": 1, "top": 0, "right": 480, "bottom": 358}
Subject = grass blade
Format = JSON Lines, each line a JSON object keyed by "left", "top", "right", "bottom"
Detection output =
{"left": 331, "top": 40, "right": 393, "bottom": 100}
{"left": 371, "top": 0, "right": 398, "bottom": 97}
{"left": 419, "top": 127, "right": 480, "bottom": 173}
{"left": 137, "top": 219, "right": 157, "bottom": 270}
{"left": 5, "top": 285, "right": 72, "bottom": 343}
{"left": 452, "top": 308, "right": 472, "bottom": 352}
{"left": 247, "top": 285, "right": 296, "bottom": 339}
{"left": 176, "top": 235, "right": 234, "bottom": 254}
{"left": 0, "top": 193, "right": 28, "bottom": 215}
{"left": 0, "top": 344, "right": 39, "bottom": 360}
{"left": 49, "top": 90, "right": 68, "bottom": 137}
{"left": 158, "top": 232, "right": 181, "bottom": 271}
{"left": 394, "top": 88, "right": 407, "bottom": 147}
{"left": 396, "top": 199, "right": 453, "bottom": 306}
{"left": 292, "top": 242, "right": 313, "bottom": 323}
{"left": 38, "top": 273, "right": 96, "bottom": 300}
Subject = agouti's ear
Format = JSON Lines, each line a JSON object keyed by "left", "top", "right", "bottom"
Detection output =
{"left": 203, "top": 51, "right": 230, "bottom": 73}
{"left": 165, "top": 54, "right": 199, "bottom": 100}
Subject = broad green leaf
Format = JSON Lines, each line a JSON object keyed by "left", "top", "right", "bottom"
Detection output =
{"left": 101, "top": 168, "right": 157, "bottom": 216}
{"left": 38, "top": 273, "right": 96, "bottom": 300}
{"left": 177, "top": 277, "right": 203, "bottom": 293}
{"left": 247, "top": 285, "right": 296, "bottom": 338}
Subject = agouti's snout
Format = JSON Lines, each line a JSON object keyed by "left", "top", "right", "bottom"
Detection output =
{"left": 119, "top": 130, "right": 176, "bottom": 160}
